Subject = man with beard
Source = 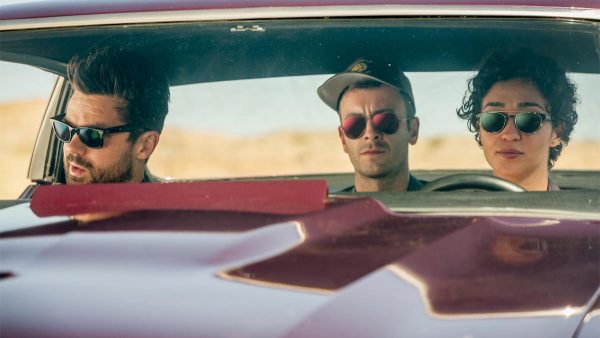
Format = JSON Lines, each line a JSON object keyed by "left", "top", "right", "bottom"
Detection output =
{"left": 50, "top": 44, "right": 169, "bottom": 184}
{"left": 318, "top": 58, "right": 421, "bottom": 192}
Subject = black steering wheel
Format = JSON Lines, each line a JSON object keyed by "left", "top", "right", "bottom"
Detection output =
{"left": 419, "top": 174, "right": 526, "bottom": 192}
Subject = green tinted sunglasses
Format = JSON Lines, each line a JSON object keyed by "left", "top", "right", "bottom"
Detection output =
{"left": 479, "top": 111, "right": 552, "bottom": 134}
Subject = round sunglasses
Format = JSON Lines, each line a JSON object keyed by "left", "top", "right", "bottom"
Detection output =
{"left": 341, "top": 112, "right": 410, "bottom": 139}
{"left": 479, "top": 111, "right": 552, "bottom": 134}
{"left": 50, "top": 114, "right": 141, "bottom": 149}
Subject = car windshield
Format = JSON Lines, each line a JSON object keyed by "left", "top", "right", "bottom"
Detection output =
{"left": 155, "top": 71, "right": 597, "bottom": 180}
{"left": 0, "top": 16, "right": 598, "bottom": 197}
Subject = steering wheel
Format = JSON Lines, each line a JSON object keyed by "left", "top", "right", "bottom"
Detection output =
{"left": 419, "top": 174, "right": 526, "bottom": 192}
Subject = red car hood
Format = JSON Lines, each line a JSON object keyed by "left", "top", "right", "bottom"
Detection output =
{"left": 0, "top": 181, "right": 599, "bottom": 337}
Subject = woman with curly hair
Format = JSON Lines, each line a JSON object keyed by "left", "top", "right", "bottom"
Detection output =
{"left": 457, "top": 48, "right": 578, "bottom": 191}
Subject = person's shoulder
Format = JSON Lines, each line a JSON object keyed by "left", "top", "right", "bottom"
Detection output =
{"left": 336, "top": 175, "right": 422, "bottom": 193}
{"left": 336, "top": 185, "right": 356, "bottom": 193}
{"left": 407, "top": 173, "right": 423, "bottom": 191}
{"left": 547, "top": 179, "right": 560, "bottom": 191}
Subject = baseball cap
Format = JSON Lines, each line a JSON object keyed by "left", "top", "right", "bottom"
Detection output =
{"left": 317, "top": 58, "right": 415, "bottom": 112}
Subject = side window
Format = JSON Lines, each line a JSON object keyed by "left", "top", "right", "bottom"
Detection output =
{"left": 557, "top": 73, "right": 600, "bottom": 170}
{"left": 0, "top": 61, "right": 57, "bottom": 199}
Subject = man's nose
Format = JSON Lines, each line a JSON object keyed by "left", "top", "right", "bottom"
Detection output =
{"left": 500, "top": 117, "right": 521, "bottom": 141}
{"left": 62, "top": 133, "right": 87, "bottom": 155}
{"left": 363, "top": 118, "right": 382, "bottom": 140}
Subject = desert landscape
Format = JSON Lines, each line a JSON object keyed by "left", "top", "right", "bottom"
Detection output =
{"left": 1, "top": 100, "right": 598, "bottom": 199}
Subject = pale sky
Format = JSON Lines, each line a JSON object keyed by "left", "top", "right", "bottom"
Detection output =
{"left": 1, "top": 61, "right": 598, "bottom": 140}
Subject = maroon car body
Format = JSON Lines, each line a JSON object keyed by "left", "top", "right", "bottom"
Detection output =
{"left": 2, "top": 182, "right": 599, "bottom": 337}
{"left": 0, "top": 0, "right": 599, "bottom": 337}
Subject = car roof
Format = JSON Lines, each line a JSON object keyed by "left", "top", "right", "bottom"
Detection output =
{"left": 2, "top": 18, "right": 598, "bottom": 85}
{"left": 1, "top": 0, "right": 599, "bottom": 21}
{"left": 1, "top": 0, "right": 598, "bottom": 86}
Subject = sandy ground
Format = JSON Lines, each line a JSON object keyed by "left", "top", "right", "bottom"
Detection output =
{"left": 1, "top": 100, "right": 598, "bottom": 199}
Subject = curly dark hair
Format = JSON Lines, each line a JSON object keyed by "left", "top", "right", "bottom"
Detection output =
{"left": 67, "top": 43, "right": 170, "bottom": 141}
{"left": 456, "top": 48, "right": 578, "bottom": 169}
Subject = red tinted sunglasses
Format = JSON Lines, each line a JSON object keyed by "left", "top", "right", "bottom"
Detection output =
{"left": 341, "top": 112, "right": 410, "bottom": 139}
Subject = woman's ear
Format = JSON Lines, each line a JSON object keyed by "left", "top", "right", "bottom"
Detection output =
{"left": 134, "top": 131, "right": 160, "bottom": 161}
{"left": 550, "top": 123, "right": 564, "bottom": 148}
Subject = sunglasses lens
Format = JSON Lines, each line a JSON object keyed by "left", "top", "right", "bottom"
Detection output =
{"left": 342, "top": 116, "right": 366, "bottom": 139}
{"left": 372, "top": 112, "right": 400, "bottom": 134}
{"left": 52, "top": 120, "right": 72, "bottom": 142}
{"left": 480, "top": 112, "right": 506, "bottom": 133}
{"left": 515, "top": 113, "right": 543, "bottom": 133}
{"left": 78, "top": 128, "right": 104, "bottom": 148}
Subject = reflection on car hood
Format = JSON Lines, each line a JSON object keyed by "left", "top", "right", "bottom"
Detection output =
{"left": 0, "top": 183, "right": 599, "bottom": 337}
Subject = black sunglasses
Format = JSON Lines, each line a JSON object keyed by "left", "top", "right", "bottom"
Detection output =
{"left": 50, "top": 114, "right": 141, "bottom": 149}
{"left": 479, "top": 111, "right": 552, "bottom": 134}
{"left": 341, "top": 112, "right": 410, "bottom": 139}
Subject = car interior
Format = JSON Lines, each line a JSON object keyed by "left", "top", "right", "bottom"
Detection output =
{"left": 1, "top": 17, "right": 598, "bottom": 215}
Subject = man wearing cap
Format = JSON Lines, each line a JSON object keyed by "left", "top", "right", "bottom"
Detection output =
{"left": 318, "top": 58, "right": 421, "bottom": 192}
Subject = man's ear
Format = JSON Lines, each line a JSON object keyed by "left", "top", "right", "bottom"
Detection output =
{"left": 338, "top": 126, "right": 349, "bottom": 154}
{"left": 550, "top": 123, "right": 564, "bottom": 148}
{"left": 409, "top": 117, "right": 419, "bottom": 145}
{"left": 134, "top": 131, "right": 160, "bottom": 161}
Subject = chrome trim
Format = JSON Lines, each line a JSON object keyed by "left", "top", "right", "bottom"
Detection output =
{"left": 1, "top": 5, "right": 599, "bottom": 31}
{"left": 390, "top": 207, "right": 600, "bottom": 221}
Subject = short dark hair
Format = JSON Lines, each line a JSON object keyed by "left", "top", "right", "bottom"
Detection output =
{"left": 338, "top": 80, "right": 416, "bottom": 130}
{"left": 456, "top": 48, "right": 578, "bottom": 169}
{"left": 67, "top": 44, "right": 170, "bottom": 140}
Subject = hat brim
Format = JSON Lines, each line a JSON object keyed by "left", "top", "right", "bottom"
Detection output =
{"left": 317, "top": 72, "right": 398, "bottom": 112}
{"left": 317, "top": 72, "right": 398, "bottom": 111}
